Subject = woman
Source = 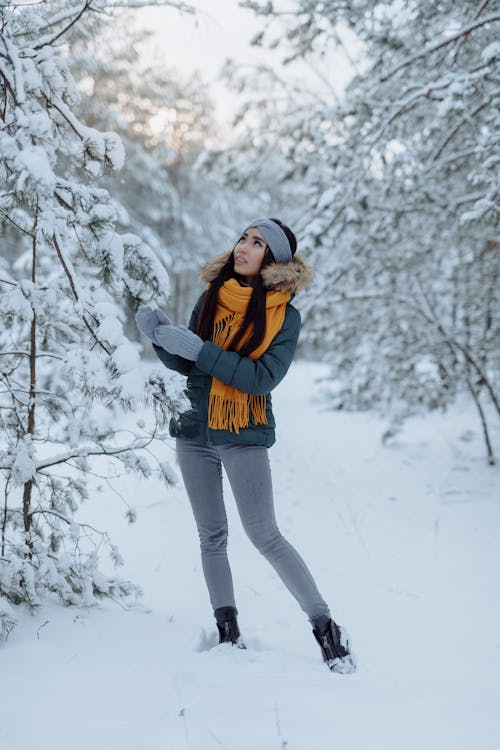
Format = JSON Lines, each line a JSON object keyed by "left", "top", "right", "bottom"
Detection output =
{"left": 136, "top": 218, "right": 355, "bottom": 673}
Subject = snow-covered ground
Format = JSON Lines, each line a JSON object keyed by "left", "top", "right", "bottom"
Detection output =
{"left": 2, "top": 362, "right": 499, "bottom": 750}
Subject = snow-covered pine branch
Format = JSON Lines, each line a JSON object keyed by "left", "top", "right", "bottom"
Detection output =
{"left": 0, "top": 0, "right": 189, "bottom": 639}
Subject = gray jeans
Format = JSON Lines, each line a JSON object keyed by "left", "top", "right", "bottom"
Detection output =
{"left": 176, "top": 439, "right": 330, "bottom": 621}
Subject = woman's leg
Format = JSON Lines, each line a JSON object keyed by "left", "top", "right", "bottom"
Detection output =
{"left": 176, "top": 439, "right": 236, "bottom": 611}
{"left": 217, "top": 444, "right": 330, "bottom": 621}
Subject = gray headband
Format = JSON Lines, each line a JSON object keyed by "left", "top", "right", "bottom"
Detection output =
{"left": 243, "top": 218, "right": 292, "bottom": 263}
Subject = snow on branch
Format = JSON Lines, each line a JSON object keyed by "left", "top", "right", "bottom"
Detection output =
{"left": 35, "top": 436, "right": 154, "bottom": 472}
{"left": 2, "top": 35, "right": 24, "bottom": 104}
{"left": 432, "top": 101, "right": 490, "bottom": 161}
{"left": 380, "top": 13, "right": 500, "bottom": 82}
{"left": 0, "top": 0, "right": 190, "bottom": 632}
{"left": 48, "top": 96, "right": 125, "bottom": 172}
{"left": 105, "top": 0, "right": 195, "bottom": 11}
{"left": 369, "top": 76, "right": 455, "bottom": 143}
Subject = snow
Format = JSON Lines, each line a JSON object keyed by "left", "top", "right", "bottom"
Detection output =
{"left": 10, "top": 434, "right": 35, "bottom": 485}
{"left": 16, "top": 145, "right": 56, "bottom": 192}
{"left": 481, "top": 41, "right": 500, "bottom": 63}
{"left": 3, "top": 284, "right": 33, "bottom": 320}
{"left": 116, "top": 360, "right": 151, "bottom": 401}
{"left": 112, "top": 342, "right": 140, "bottom": 374}
{"left": 98, "top": 317, "right": 124, "bottom": 347}
{"left": 104, "top": 132, "right": 126, "bottom": 172}
{"left": 1, "top": 362, "right": 499, "bottom": 750}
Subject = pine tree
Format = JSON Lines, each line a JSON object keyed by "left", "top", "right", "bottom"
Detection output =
{"left": 0, "top": 1, "right": 188, "bottom": 639}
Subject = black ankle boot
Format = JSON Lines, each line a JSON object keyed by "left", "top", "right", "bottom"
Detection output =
{"left": 311, "top": 616, "right": 356, "bottom": 673}
{"left": 214, "top": 606, "right": 246, "bottom": 648}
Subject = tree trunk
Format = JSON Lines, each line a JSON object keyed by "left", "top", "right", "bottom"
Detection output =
{"left": 22, "top": 315, "right": 36, "bottom": 535}
{"left": 467, "top": 378, "right": 495, "bottom": 466}
{"left": 1, "top": 479, "right": 9, "bottom": 557}
{"left": 412, "top": 278, "right": 498, "bottom": 463}
{"left": 22, "top": 228, "right": 37, "bottom": 541}
{"left": 173, "top": 272, "right": 181, "bottom": 325}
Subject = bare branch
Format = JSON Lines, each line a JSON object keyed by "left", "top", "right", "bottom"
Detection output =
{"left": 432, "top": 101, "right": 490, "bottom": 161}
{"left": 34, "top": 1, "right": 93, "bottom": 51}
{"left": 428, "top": 144, "right": 493, "bottom": 170}
{"left": 413, "top": 276, "right": 500, "bottom": 418}
{"left": 451, "top": 0, "right": 492, "bottom": 63}
{"left": 370, "top": 79, "right": 452, "bottom": 142}
{"left": 52, "top": 232, "right": 79, "bottom": 300}
{"left": 0, "top": 351, "right": 64, "bottom": 361}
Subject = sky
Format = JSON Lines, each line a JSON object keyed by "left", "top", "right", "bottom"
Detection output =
{"left": 136, "top": 0, "right": 356, "bottom": 123}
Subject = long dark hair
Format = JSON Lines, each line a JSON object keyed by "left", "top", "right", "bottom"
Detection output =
{"left": 196, "top": 218, "right": 297, "bottom": 357}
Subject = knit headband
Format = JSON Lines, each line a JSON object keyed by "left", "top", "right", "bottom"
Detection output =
{"left": 243, "top": 218, "right": 292, "bottom": 263}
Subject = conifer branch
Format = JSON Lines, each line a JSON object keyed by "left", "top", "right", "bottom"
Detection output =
{"left": 35, "top": 438, "right": 154, "bottom": 471}
{"left": 0, "top": 210, "right": 34, "bottom": 237}
{"left": 52, "top": 232, "right": 112, "bottom": 356}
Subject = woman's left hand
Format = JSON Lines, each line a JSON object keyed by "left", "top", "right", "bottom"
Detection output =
{"left": 155, "top": 324, "right": 204, "bottom": 361}
{"left": 136, "top": 306, "right": 172, "bottom": 340}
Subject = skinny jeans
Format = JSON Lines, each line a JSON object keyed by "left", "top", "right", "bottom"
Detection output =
{"left": 176, "top": 438, "right": 330, "bottom": 621}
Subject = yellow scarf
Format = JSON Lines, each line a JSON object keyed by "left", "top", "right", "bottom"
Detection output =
{"left": 208, "top": 278, "right": 291, "bottom": 433}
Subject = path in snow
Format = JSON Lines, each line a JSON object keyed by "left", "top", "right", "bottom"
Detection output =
{"left": 2, "top": 362, "right": 499, "bottom": 750}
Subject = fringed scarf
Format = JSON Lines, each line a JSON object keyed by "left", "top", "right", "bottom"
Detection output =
{"left": 208, "top": 278, "right": 291, "bottom": 433}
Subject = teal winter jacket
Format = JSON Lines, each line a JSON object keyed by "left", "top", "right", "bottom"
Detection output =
{"left": 153, "top": 251, "right": 313, "bottom": 447}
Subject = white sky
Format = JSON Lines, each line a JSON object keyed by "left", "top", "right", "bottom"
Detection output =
{"left": 136, "top": 1, "right": 356, "bottom": 123}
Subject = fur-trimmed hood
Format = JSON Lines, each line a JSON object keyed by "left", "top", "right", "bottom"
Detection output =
{"left": 200, "top": 251, "right": 314, "bottom": 294}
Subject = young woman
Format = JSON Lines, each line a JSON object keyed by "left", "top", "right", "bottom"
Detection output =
{"left": 136, "top": 218, "right": 355, "bottom": 673}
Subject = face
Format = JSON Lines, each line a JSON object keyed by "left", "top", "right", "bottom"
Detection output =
{"left": 233, "top": 227, "right": 267, "bottom": 280}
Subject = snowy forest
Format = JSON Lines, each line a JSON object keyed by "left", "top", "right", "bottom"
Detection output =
{"left": 1, "top": 1, "right": 499, "bottom": 747}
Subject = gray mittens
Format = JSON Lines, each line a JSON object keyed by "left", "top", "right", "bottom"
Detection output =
{"left": 135, "top": 305, "right": 171, "bottom": 340}
{"left": 135, "top": 305, "right": 203, "bottom": 361}
{"left": 154, "top": 324, "right": 203, "bottom": 361}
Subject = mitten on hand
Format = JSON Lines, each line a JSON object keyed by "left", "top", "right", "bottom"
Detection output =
{"left": 154, "top": 324, "right": 203, "bottom": 361}
{"left": 135, "top": 305, "right": 158, "bottom": 340}
{"left": 136, "top": 306, "right": 172, "bottom": 340}
{"left": 152, "top": 308, "right": 171, "bottom": 327}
